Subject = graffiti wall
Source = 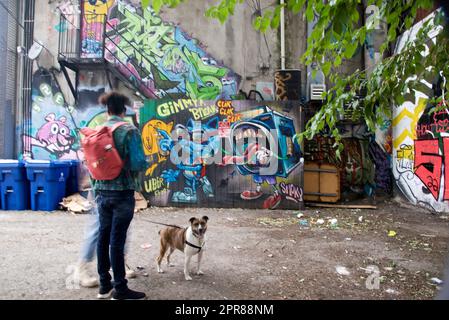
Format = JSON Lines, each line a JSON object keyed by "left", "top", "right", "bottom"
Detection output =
{"left": 140, "top": 100, "right": 304, "bottom": 209}
{"left": 81, "top": 0, "right": 240, "bottom": 100}
{"left": 23, "top": 68, "right": 81, "bottom": 160}
{"left": 274, "top": 70, "right": 301, "bottom": 101}
{"left": 392, "top": 11, "right": 447, "bottom": 212}
{"left": 24, "top": 68, "right": 137, "bottom": 161}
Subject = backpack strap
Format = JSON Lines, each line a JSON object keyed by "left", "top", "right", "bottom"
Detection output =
{"left": 110, "top": 121, "right": 130, "bottom": 132}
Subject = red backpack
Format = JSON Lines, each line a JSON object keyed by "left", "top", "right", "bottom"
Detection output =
{"left": 80, "top": 122, "right": 128, "bottom": 180}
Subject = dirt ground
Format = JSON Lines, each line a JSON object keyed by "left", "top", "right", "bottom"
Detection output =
{"left": 1, "top": 197, "right": 449, "bottom": 300}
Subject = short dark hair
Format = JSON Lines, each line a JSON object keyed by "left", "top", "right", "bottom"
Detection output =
{"left": 99, "top": 91, "right": 131, "bottom": 115}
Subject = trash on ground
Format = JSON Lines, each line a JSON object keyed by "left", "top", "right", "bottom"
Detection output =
{"left": 358, "top": 216, "right": 364, "bottom": 222}
{"left": 388, "top": 230, "right": 397, "bottom": 237}
{"left": 258, "top": 217, "right": 298, "bottom": 227}
{"left": 134, "top": 192, "right": 148, "bottom": 212}
{"left": 385, "top": 288, "right": 398, "bottom": 294}
{"left": 335, "top": 266, "right": 351, "bottom": 276}
{"left": 430, "top": 277, "right": 443, "bottom": 285}
{"left": 316, "top": 219, "right": 325, "bottom": 225}
{"left": 329, "top": 218, "right": 338, "bottom": 227}
{"left": 140, "top": 243, "right": 152, "bottom": 249}
{"left": 296, "top": 213, "right": 304, "bottom": 219}
{"left": 298, "top": 219, "right": 309, "bottom": 227}
{"left": 60, "top": 193, "right": 93, "bottom": 214}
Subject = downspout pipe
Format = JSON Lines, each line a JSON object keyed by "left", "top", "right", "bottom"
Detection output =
{"left": 280, "top": 0, "right": 285, "bottom": 70}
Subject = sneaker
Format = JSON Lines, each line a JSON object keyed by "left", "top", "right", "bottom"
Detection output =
{"left": 263, "top": 193, "right": 282, "bottom": 209}
{"left": 241, "top": 190, "right": 263, "bottom": 200}
{"left": 77, "top": 262, "right": 99, "bottom": 288}
{"left": 111, "top": 288, "right": 146, "bottom": 300}
{"left": 97, "top": 285, "right": 114, "bottom": 299}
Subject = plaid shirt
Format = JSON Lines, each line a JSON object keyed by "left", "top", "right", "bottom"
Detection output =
{"left": 91, "top": 116, "right": 147, "bottom": 192}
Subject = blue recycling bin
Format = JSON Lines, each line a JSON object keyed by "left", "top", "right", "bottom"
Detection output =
{"left": 25, "top": 160, "right": 71, "bottom": 211}
{"left": 61, "top": 160, "right": 80, "bottom": 196}
{"left": 0, "top": 160, "right": 30, "bottom": 210}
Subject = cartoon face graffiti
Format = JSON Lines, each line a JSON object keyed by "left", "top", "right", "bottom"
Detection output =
{"left": 160, "top": 117, "right": 220, "bottom": 203}
{"left": 84, "top": 0, "right": 114, "bottom": 17}
{"left": 221, "top": 106, "right": 303, "bottom": 209}
{"left": 36, "top": 113, "right": 75, "bottom": 154}
{"left": 141, "top": 119, "right": 174, "bottom": 175}
{"left": 23, "top": 113, "right": 78, "bottom": 160}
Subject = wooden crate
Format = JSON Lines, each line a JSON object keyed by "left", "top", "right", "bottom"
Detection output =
{"left": 304, "top": 162, "right": 340, "bottom": 203}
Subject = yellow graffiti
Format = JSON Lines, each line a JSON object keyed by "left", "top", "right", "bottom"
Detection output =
{"left": 144, "top": 177, "right": 165, "bottom": 193}
{"left": 141, "top": 119, "right": 174, "bottom": 176}
{"left": 189, "top": 105, "right": 218, "bottom": 121}
{"left": 396, "top": 147, "right": 414, "bottom": 160}
{"left": 84, "top": 0, "right": 115, "bottom": 23}
{"left": 392, "top": 97, "right": 427, "bottom": 149}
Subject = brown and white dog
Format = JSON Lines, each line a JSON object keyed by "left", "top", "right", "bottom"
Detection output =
{"left": 156, "top": 216, "right": 208, "bottom": 281}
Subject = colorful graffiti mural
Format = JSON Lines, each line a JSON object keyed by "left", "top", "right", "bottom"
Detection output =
{"left": 23, "top": 68, "right": 81, "bottom": 160}
{"left": 392, "top": 11, "right": 447, "bottom": 212}
{"left": 81, "top": 0, "right": 240, "bottom": 100}
{"left": 140, "top": 99, "right": 304, "bottom": 209}
{"left": 24, "top": 68, "right": 137, "bottom": 161}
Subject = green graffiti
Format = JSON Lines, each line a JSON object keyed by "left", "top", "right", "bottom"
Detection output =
{"left": 102, "top": 4, "right": 235, "bottom": 99}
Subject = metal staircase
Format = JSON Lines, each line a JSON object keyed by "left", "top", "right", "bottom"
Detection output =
{"left": 57, "top": 13, "right": 160, "bottom": 101}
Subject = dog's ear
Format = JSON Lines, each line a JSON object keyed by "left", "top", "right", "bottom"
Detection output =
{"left": 189, "top": 217, "right": 196, "bottom": 224}
{"left": 202, "top": 216, "right": 209, "bottom": 222}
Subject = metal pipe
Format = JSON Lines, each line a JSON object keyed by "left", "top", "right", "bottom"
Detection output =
{"left": 280, "top": 0, "right": 285, "bottom": 70}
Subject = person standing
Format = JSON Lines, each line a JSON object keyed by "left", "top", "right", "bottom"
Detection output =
{"left": 90, "top": 91, "right": 147, "bottom": 300}
{"left": 74, "top": 153, "right": 137, "bottom": 288}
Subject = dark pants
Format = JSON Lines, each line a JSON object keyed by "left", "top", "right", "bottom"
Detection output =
{"left": 96, "top": 190, "right": 135, "bottom": 293}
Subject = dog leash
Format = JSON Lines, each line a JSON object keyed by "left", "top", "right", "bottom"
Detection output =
{"left": 138, "top": 217, "right": 184, "bottom": 229}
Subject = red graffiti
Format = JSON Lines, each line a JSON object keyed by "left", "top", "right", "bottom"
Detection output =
{"left": 416, "top": 110, "right": 449, "bottom": 138}
{"left": 413, "top": 138, "right": 449, "bottom": 200}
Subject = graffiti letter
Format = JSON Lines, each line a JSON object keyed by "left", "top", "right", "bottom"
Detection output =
{"left": 443, "top": 137, "right": 449, "bottom": 200}
{"left": 414, "top": 139, "right": 442, "bottom": 200}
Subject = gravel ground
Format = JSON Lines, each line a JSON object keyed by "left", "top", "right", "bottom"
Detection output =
{"left": 0, "top": 198, "right": 448, "bottom": 300}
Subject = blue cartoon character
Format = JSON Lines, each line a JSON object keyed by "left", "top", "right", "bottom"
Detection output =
{"left": 161, "top": 116, "right": 220, "bottom": 203}
{"left": 222, "top": 106, "right": 303, "bottom": 209}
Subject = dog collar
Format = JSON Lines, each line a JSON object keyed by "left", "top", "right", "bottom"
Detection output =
{"left": 185, "top": 240, "right": 204, "bottom": 252}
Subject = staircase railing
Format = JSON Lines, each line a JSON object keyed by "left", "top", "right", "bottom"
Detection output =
{"left": 103, "top": 20, "right": 159, "bottom": 98}
{"left": 58, "top": 14, "right": 82, "bottom": 61}
{"left": 58, "top": 13, "right": 161, "bottom": 98}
